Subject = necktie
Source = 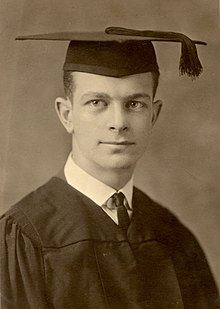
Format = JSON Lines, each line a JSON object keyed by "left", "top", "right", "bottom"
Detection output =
{"left": 112, "top": 192, "right": 130, "bottom": 232}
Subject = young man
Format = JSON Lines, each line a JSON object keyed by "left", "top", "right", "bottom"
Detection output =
{"left": 0, "top": 27, "right": 219, "bottom": 308}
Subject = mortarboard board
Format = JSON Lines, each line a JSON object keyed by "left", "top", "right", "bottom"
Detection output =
{"left": 16, "top": 26, "right": 206, "bottom": 79}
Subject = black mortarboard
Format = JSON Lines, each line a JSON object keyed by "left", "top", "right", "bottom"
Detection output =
{"left": 16, "top": 26, "right": 206, "bottom": 79}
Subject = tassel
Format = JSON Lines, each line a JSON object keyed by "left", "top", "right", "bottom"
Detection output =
{"left": 105, "top": 26, "right": 206, "bottom": 79}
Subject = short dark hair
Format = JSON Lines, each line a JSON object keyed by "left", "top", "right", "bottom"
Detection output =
{"left": 151, "top": 71, "right": 160, "bottom": 99}
{"left": 63, "top": 70, "right": 160, "bottom": 101}
{"left": 63, "top": 71, "right": 75, "bottom": 101}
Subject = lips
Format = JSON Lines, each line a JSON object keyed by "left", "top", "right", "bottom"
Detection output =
{"left": 100, "top": 141, "right": 134, "bottom": 145}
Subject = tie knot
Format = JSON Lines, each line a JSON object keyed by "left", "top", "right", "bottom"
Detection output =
{"left": 114, "top": 192, "right": 125, "bottom": 207}
{"left": 104, "top": 192, "right": 131, "bottom": 232}
{"left": 105, "top": 192, "right": 128, "bottom": 210}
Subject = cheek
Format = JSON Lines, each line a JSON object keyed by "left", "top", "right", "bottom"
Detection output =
{"left": 72, "top": 110, "right": 105, "bottom": 133}
{"left": 72, "top": 116, "right": 101, "bottom": 146}
{"left": 72, "top": 113, "right": 91, "bottom": 131}
{"left": 133, "top": 115, "right": 152, "bottom": 136}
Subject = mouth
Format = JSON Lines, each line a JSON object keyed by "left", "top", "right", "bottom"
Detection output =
{"left": 100, "top": 141, "right": 135, "bottom": 146}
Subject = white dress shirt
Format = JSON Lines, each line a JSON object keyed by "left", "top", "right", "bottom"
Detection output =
{"left": 64, "top": 153, "right": 133, "bottom": 224}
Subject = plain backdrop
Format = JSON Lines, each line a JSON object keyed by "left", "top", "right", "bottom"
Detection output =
{"left": 0, "top": 0, "right": 219, "bottom": 288}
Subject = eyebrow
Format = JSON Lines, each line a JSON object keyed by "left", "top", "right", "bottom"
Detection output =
{"left": 124, "top": 93, "right": 151, "bottom": 100}
{"left": 80, "top": 92, "right": 151, "bottom": 101}
{"left": 81, "top": 92, "right": 111, "bottom": 100}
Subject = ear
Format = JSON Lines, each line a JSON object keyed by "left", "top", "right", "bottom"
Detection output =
{"left": 55, "top": 97, "right": 74, "bottom": 133}
{"left": 151, "top": 99, "right": 163, "bottom": 126}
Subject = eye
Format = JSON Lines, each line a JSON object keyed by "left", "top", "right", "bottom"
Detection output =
{"left": 126, "top": 101, "right": 145, "bottom": 110}
{"left": 88, "top": 99, "right": 108, "bottom": 108}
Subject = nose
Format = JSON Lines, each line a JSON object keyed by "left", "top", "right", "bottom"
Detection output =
{"left": 108, "top": 104, "right": 129, "bottom": 133}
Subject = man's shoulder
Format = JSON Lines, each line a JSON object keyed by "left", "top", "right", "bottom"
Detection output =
{"left": 133, "top": 186, "right": 178, "bottom": 222}
{"left": 133, "top": 186, "right": 198, "bottom": 247}
{"left": 3, "top": 176, "right": 66, "bottom": 216}
{"left": 1, "top": 177, "right": 75, "bottom": 246}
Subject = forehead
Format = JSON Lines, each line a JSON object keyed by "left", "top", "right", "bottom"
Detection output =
{"left": 72, "top": 71, "right": 154, "bottom": 95}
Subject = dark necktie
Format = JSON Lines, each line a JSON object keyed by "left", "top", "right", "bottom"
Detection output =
{"left": 112, "top": 192, "right": 130, "bottom": 232}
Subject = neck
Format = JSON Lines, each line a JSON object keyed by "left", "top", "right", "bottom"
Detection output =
{"left": 91, "top": 167, "right": 134, "bottom": 190}
{"left": 71, "top": 155, "right": 134, "bottom": 190}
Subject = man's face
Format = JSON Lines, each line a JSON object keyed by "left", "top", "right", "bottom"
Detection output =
{"left": 62, "top": 72, "right": 161, "bottom": 176}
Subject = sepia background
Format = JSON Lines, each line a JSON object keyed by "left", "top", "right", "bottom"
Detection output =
{"left": 0, "top": 0, "right": 219, "bottom": 288}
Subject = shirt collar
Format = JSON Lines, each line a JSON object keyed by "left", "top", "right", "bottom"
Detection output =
{"left": 64, "top": 153, "right": 133, "bottom": 208}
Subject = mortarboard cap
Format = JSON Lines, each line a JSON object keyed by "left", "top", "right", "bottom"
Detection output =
{"left": 16, "top": 26, "right": 206, "bottom": 79}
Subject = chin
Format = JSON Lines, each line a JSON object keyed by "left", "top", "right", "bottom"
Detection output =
{"left": 103, "top": 156, "right": 138, "bottom": 171}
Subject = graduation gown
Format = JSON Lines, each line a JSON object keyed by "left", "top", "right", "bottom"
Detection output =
{"left": 0, "top": 177, "right": 219, "bottom": 309}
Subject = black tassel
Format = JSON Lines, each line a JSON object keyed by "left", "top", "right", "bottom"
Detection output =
{"left": 105, "top": 26, "right": 206, "bottom": 79}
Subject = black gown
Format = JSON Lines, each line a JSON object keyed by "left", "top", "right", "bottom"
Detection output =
{"left": 0, "top": 177, "right": 219, "bottom": 308}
